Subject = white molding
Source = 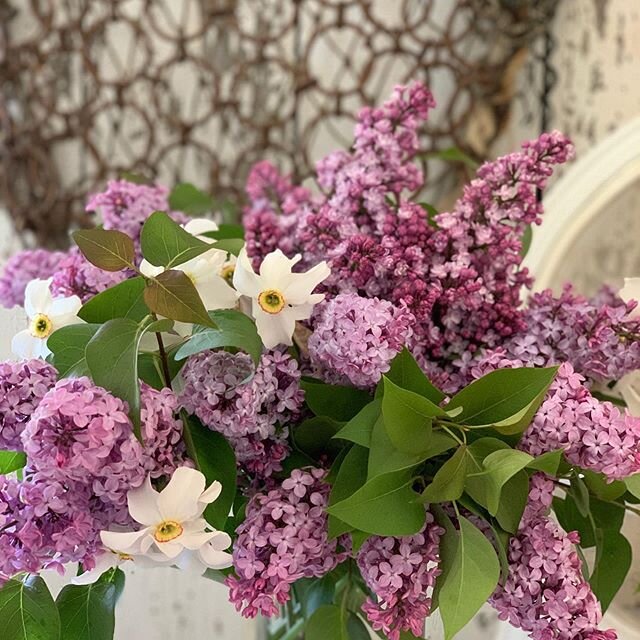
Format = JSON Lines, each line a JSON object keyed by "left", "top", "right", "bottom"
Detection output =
{"left": 524, "top": 116, "right": 640, "bottom": 290}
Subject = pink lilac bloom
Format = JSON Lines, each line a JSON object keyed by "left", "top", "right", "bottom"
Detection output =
{"left": 0, "top": 248, "right": 65, "bottom": 308}
{"left": 357, "top": 511, "right": 443, "bottom": 640}
{"left": 86, "top": 179, "right": 188, "bottom": 241}
{"left": 308, "top": 293, "right": 414, "bottom": 388}
{"left": 490, "top": 476, "right": 617, "bottom": 640}
{"left": 226, "top": 468, "right": 347, "bottom": 617}
{"left": 0, "top": 359, "right": 57, "bottom": 450}
{"left": 180, "top": 350, "right": 303, "bottom": 478}
{"left": 50, "top": 247, "right": 126, "bottom": 303}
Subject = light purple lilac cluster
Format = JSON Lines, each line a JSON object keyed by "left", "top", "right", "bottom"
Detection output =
{"left": 357, "top": 511, "right": 444, "bottom": 640}
{"left": 490, "top": 475, "right": 617, "bottom": 640}
{"left": 242, "top": 82, "right": 574, "bottom": 394}
{"left": 0, "top": 249, "right": 64, "bottom": 308}
{"left": 308, "top": 293, "right": 414, "bottom": 388}
{"left": 226, "top": 468, "right": 347, "bottom": 617}
{"left": 179, "top": 350, "right": 303, "bottom": 477}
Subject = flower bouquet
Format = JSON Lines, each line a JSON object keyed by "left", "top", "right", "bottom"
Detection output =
{"left": 0, "top": 82, "right": 639, "bottom": 640}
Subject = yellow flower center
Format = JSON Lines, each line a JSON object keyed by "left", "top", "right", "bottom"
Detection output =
{"left": 29, "top": 313, "right": 53, "bottom": 339}
{"left": 153, "top": 520, "right": 183, "bottom": 543}
{"left": 258, "top": 289, "right": 285, "bottom": 314}
{"left": 220, "top": 264, "right": 235, "bottom": 286}
{"left": 117, "top": 552, "right": 133, "bottom": 561}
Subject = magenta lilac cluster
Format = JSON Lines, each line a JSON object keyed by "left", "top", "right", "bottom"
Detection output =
{"left": 0, "top": 249, "right": 65, "bottom": 308}
{"left": 309, "top": 293, "right": 414, "bottom": 388}
{"left": 179, "top": 350, "right": 303, "bottom": 477}
{"left": 357, "top": 511, "right": 443, "bottom": 640}
{"left": 491, "top": 476, "right": 617, "bottom": 640}
{"left": 226, "top": 468, "right": 347, "bottom": 617}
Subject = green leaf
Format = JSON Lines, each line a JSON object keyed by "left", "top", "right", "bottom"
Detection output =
{"left": 0, "top": 450, "right": 26, "bottom": 475}
{"left": 590, "top": 530, "right": 632, "bottom": 612}
{"left": 570, "top": 474, "right": 591, "bottom": 518}
{"left": 520, "top": 225, "right": 533, "bottom": 258}
{"left": 85, "top": 318, "right": 152, "bottom": 436}
{"left": 346, "top": 613, "right": 370, "bottom": 640}
{"left": 73, "top": 228, "right": 136, "bottom": 272}
{"left": 426, "top": 146, "right": 479, "bottom": 169}
{"left": 0, "top": 575, "right": 61, "bottom": 640}
{"left": 328, "top": 446, "right": 368, "bottom": 538}
{"left": 56, "top": 574, "right": 119, "bottom": 640}
{"left": 583, "top": 470, "right": 626, "bottom": 501}
{"left": 326, "top": 469, "right": 425, "bottom": 536}
{"left": 350, "top": 530, "right": 371, "bottom": 553}
{"left": 137, "top": 353, "right": 165, "bottom": 390}
{"left": 386, "top": 348, "right": 445, "bottom": 404}
{"left": 305, "top": 605, "right": 347, "bottom": 640}
{"left": 206, "top": 223, "right": 244, "bottom": 240}
{"left": 182, "top": 415, "right": 237, "bottom": 529}
{"left": 47, "top": 323, "right": 101, "bottom": 377}
{"left": 294, "top": 416, "right": 344, "bottom": 458}
{"left": 494, "top": 471, "right": 529, "bottom": 534}
{"left": 445, "top": 366, "right": 558, "bottom": 432}
{"left": 140, "top": 211, "right": 213, "bottom": 268}
{"left": 209, "top": 238, "right": 244, "bottom": 256}
{"left": 333, "top": 400, "right": 381, "bottom": 447}
{"left": 144, "top": 270, "right": 216, "bottom": 328}
{"left": 438, "top": 516, "right": 500, "bottom": 640}
{"left": 381, "top": 377, "right": 444, "bottom": 453}
{"left": 295, "top": 575, "right": 336, "bottom": 621}
{"left": 168, "top": 183, "right": 214, "bottom": 215}
{"left": 625, "top": 473, "right": 640, "bottom": 499}
{"left": 420, "top": 446, "right": 468, "bottom": 504}
{"left": 79, "top": 277, "right": 149, "bottom": 324}
{"left": 301, "top": 380, "right": 372, "bottom": 422}
{"left": 419, "top": 202, "right": 439, "bottom": 229}
{"left": 528, "top": 449, "right": 563, "bottom": 476}
{"left": 174, "top": 309, "right": 262, "bottom": 365}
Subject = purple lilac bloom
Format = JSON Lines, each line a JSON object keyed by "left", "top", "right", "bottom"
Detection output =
{"left": 0, "top": 359, "right": 57, "bottom": 450}
{"left": 179, "top": 350, "right": 303, "bottom": 477}
{"left": 490, "top": 476, "right": 617, "bottom": 640}
{"left": 50, "top": 247, "right": 125, "bottom": 303}
{"left": 226, "top": 468, "right": 347, "bottom": 617}
{"left": 308, "top": 293, "right": 414, "bottom": 388}
{"left": 86, "top": 179, "right": 188, "bottom": 241}
{"left": 357, "top": 511, "right": 443, "bottom": 640}
{"left": 0, "top": 249, "right": 65, "bottom": 308}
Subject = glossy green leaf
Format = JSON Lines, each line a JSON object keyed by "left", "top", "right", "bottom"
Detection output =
{"left": 136, "top": 352, "right": 165, "bottom": 390}
{"left": 386, "top": 348, "right": 445, "bottom": 404}
{"left": 205, "top": 223, "right": 244, "bottom": 240}
{"left": 582, "top": 470, "right": 626, "bottom": 501}
{"left": 73, "top": 228, "right": 136, "bottom": 272}
{"left": 590, "top": 530, "right": 632, "bottom": 612}
{"left": 625, "top": 473, "right": 640, "bottom": 500}
{"left": 494, "top": 471, "right": 529, "bottom": 534}
{"left": 182, "top": 415, "right": 237, "bottom": 529}
{"left": 333, "top": 400, "right": 381, "bottom": 447}
{"left": 328, "top": 446, "right": 368, "bottom": 538}
{"left": 301, "top": 379, "right": 372, "bottom": 422}
{"left": 570, "top": 474, "right": 591, "bottom": 518}
{"left": 420, "top": 446, "right": 468, "bottom": 504}
{"left": 174, "top": 309, "right": 262, "bottom": 364}
{"left": 445, "top": 366, "right": 558, "bottom": 431}
{"left": 168, "top": 183, "right": 214, "bottom": 215}
{"left": 144, "top": 270, "right": 216, "bottom": 328}
{"left": 294, "top": 416, "right": 344, "bottom": 458}
{"left": 47, "top": 323, "right": 101, "bottom": 378}
{"left": 438, "top": 516, "right": 500, "bottom": 640}
{"left": 295, "top": 575, "right": 336, "bottom": 621}
{"left": 0, "top": 575, "right": 61, "bottom": 640}
{"left": 209, "top": 238, "right": 244, "bottom": 256}
{"left": 528, "top": 449, "right": 563, "bottom": 476}
{"left": 0, "top": 450, "right": 26, "bottom": 475}
{"left": 305, "top": 605, "right": 347, "bottom": 640}
{"left": 381, "top": 377, "right": 444, "bottom": 453}
{"left": 140, "top": 211, "right": 213, "bottom": 268}
{"left": 326, "top": 469, "right": 425, "bottom": 536}
{"left": 79, "top": 277, "right": 149, "bottom": 323}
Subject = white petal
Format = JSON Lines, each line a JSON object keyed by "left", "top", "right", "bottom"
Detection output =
{"left": 157, "top": 467, "right": 206, "bottom": 521}
{"left": 254, "top": 306, "right": 295, "bottom": 348}
{"left": 198, "top": 541, "right": 233, "bottom": 569}
{"left": 198, "top": 278, "right": 239, "bottom": 311}
{"left": 100, "top": 529, "right": 149, "bottom": 554}
{"left": 24, "top": 279, "right": 53, "bottom": 317}
{"left": 12, "top": 330, "right": 39, "bottom": 360}
{"left": 72, "top": 553, "right": 120, "bottom": 585}
{"left": 139, "top": 259, "right": 164, "bottom": 278}
{"left": 233, "top": 248, "right": 262, "bottom": 298}
{"left": 127, "top": 476, "right": 162, "bottom": 526}
{"left": 620, "top": 278, "right": 640, "bottom": 318}
{"left": 180, "top": 530, "right": 216, "bottom": 550}
{"left": 281, "top": 262, "right": 330, "bottom": 305}
{"left": 174, "top": 550, "right": 208, "bottom": 574}
{"left": 49, "top": 295, "right": 82, "bottom": 318}
{"left": 259, "top": 250, "right": 301, "bottom": 289}
{"left": 152, "top": 540, "right": 184, "bottom": 559}
{"left": 617, "top": 372, "right": 640, "bottom": 416}
{"left": 199, "top": 480, "right": 222, "bottom": 505}
{"left": 288, "top": 302, "right": 318, "bottom": 321}
{"left": 183, "top": 218, "right": 218, "bottom": 239}
{"left": 209, "top": 530, "right": 232, "bottom": 551}
{"left": 51, "top": 313, "right": 83, "bottom": 332}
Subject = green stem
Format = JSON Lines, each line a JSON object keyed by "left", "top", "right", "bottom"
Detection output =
{"left": 277, "top": 619, "right": 304, "bottom": 640}
{"left": 180, "top": 409, "right": 198, "bottom": 471}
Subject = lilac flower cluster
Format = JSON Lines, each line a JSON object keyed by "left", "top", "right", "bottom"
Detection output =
{"left": 491, "top": 476, "right": 617, "bottom": 640}
{"left": 86, "top": 179, "right": 188, "bottom": 240}
{"left": 0, "top": 359, "right": 57, "bottom": 450}
{"left": 180, "top": 350, "right": 303, "bottom": 477}
{"left": 50, "top": 247, "right": 125, "bottom": 303}
{"left": 309, "top": 293, "right": 414, "bottom": 388}
{"left": 357, "top": 511, "right": 443, "bottom": 640}
{"left": 226, "top": 468, "right": 346, "bottom": 617}
{"left": 0, "top": 249, "right": 64, "bottom": 308}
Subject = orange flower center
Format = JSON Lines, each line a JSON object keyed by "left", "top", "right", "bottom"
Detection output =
{"left": 153, "top": 520, "right": 183, "bottom": 543}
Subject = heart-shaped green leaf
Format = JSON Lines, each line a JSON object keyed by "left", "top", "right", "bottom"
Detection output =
{"left": 73, "top": 229, "right": 135, "bottom": 272}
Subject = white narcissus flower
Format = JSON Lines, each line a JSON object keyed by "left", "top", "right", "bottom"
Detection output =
{"left": 616, "top": 371, "right": 640, "bottom": 417}
{"left": 182, "top": 218, "right": 219, "bottom": 244}
{"left": 72, "top": 549, "right": 135, "bottom": 585}
{"left": 619, "top": 278, "right": 640, "bottom": 319}
{"left": 100, "top": 467, "right": 232, "bottom": 574}
{"left": 11, "top": 278, "right": 82, "bottom": 360}
{"left": 233, "top": 247, "right": 330, "bottom": 349}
